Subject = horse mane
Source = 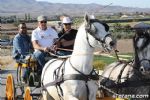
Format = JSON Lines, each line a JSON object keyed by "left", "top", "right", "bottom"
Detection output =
{"left": 139, "top": 32, "right": 150, "bottom": 50}
{"left": 89, "top": 19, "right": 109, "bottom": 32}
{"left": 133, "top": 34, "right": 140, "bottom": 70}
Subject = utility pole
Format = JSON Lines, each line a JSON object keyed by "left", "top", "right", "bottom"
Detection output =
{"left": 0, "top": 22, "right": 1, "bottom": 39}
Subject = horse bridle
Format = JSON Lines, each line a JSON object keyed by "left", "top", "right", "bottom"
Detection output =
{"left": 139, "top": 59, "right": 150, "bottom": 65}
{"left": 85, "top": 19, "right": 111, "bottom": 48}
{"left": 134, "top": 32, "right": 150, "bottom": 69}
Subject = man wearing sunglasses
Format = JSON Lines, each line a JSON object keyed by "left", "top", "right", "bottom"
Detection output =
{"left": 56, "top": 17, "right": 77, "bottom": 56}
{"left": 32, "top": 15, "right": 58, "bottom": 71}
{"left": 13, "top": 23, "right": 33, "bottom": 82}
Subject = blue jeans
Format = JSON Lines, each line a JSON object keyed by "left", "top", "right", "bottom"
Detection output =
{"left": 33, "top": 50, "right": 49, "bottom": 70}
{"left": 57, "top": 50, "right": 72, "bottom": 56}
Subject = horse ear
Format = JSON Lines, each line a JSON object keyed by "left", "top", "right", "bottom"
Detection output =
{"left": 84, "top": 14, "right": 91, "bottom": 31}
{"left": 84, "top": 14, "right": 90, "bottom": 24}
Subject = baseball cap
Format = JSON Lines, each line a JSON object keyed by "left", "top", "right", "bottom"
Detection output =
{"left": 37, "top": 15, "right": 47, "bottom": 22}
{"left": 62, "top": 17, "right": 72, "bottom": 24}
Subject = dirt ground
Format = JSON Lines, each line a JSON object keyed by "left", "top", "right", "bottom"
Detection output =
{"left": 95, "top": 39, "right": 133, "bottom": 54}
{"left": 116, "top": 39, "right": 133, "bottom": 54}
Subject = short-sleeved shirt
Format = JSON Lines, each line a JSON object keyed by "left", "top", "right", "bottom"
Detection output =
{"left": 12, "top": 33, "right": 32, "bottom": 59}
{"left": 32, "top": 27, "right": 58, "bottom": 51}
{"left": 58, "top": 29, "right": 77, "bottom": 50}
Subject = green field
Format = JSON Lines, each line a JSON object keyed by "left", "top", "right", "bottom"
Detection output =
{"left": 93, "top": 53, "right": 133, "bottom": 70}
{"left": 94, "top": 55, "right": 117, "bottom": 65}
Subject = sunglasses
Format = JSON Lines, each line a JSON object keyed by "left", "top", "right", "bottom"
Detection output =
{"left": 64, "top": 23, "right": 71, "bottom": 25}
{"left": 21, "top": 27, "right": 27, "bottom": 29}
{"left": 40, "top": 21, "right": 47, "bottom": 23}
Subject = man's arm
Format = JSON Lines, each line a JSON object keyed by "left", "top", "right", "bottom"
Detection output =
{"left": 32, "top": 40, "right": 49, "bottom": 52}
{"left": 31, "top": 30, "right": 50, "bottom": 52}
{"left": 14, "top": 38, "right": 23, "bottom": 54}
{"left": 60, "top": 39, "right": 75, "bottom": 47}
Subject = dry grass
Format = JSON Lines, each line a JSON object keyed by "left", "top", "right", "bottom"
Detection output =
{"left": 0, "top": 56, "right": 13, "bottom": 66}
{"left": 116, "top": 39, "right": 133, "bottom": 54}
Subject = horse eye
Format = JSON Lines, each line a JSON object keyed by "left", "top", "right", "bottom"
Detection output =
{"left": 137, "top": 33, "right": 144, "bottom": 37}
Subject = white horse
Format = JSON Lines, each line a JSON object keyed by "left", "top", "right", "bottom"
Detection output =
{"left": 41, "top": 14, "right": 115, "bottom": 100}
{"left": 99, "top": 28, "right": 150, "bottom": 99}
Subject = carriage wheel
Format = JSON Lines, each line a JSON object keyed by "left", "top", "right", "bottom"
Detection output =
{"left": 24, "top": 87, "right": 32, "bottom": 100}
{"left": 5, "top": 74, "right": 15, "bottom": 100}
{"left": 27, "top": 73, "right": 34, "bottom": 86}
{"left": 17, "top": 65, "right": 22, "bottom": 84}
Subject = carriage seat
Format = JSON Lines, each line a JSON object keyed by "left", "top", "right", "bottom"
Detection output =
{"left": 15, "top": 55, "right": 37, "bottom": 68}
{"left": 48, "top": 52, "right": 71, "bottom": 60}
{"left": 57, "top": 55, "right": 71, "bottom": 59}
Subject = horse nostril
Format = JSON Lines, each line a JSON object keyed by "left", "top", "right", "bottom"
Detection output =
{"left": 140, "top": 67, "right": 144, "bottom": 72}
{"left": 109, "top": 41, "right": 115, "bottom": 46}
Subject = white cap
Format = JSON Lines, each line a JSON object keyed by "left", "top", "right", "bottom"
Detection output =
{"left": 62, "top": 17, "right": 72, "bottom": 24}
{"left": 37, "top": 15, "right": 47, "bottom": 22}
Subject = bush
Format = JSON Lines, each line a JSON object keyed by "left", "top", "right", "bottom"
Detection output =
{"left": 13, "top": 20, "right": 20, "bottom": 27}
{"left": 93, "top": 61, "right": 106, "bottom": 70}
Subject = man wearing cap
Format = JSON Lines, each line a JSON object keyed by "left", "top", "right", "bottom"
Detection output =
{"left": 56, "top": 15, "right": 67, "bottom": 33}
{"left": 56, "top": 17, "right": 77, "bottom": 56}
{"left": 32, "top": 15, "right": 58, "bottom": 70}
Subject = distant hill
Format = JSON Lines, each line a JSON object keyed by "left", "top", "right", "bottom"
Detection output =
{"left": 0, "top": 0, "right": 150, "bottom": 17}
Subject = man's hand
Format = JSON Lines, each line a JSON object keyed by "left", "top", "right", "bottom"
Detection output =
{"left": 49, "top": 45, "right": 57, "bottom": 53}
{"left": 43, "top": 47, "right": 50, "bottom": 52}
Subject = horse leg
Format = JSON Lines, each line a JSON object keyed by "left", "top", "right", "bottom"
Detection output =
{"left": 42, "top": 90, "right": 55, "bottom": 100}
{"left": 97, "top": 89, "right": 104, "bottom": 99}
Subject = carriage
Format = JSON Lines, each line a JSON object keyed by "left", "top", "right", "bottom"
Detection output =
{"left": 5, "top": 55, "right": 41, "bottom": 100}
{"left": 5, "top": 15, "right": 150, "bottom": 100}
{"left": 3, "top": 14, "right": 113, "bottom": 100}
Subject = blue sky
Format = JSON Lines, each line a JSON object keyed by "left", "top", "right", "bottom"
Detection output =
{"left": 36, "top": 0, "right": 150, "bottom": 8}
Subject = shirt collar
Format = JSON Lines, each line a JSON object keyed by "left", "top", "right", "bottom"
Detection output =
{"left": 37, "top": 27, "right": 47, "bottom": 31}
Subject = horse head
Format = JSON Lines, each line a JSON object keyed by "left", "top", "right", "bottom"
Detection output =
{"left": 133, "top": 28, "right": 150, "bottom": 76}
{"left": 84, "top": 14, "right": 116, "bottom": 52}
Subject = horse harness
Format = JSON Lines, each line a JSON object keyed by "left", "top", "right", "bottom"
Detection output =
{"left": 99, "top": 60, "right": 133, "bottom": 93}
{"left": 100, "top": 60, "right": 150, "bottom": 96}
{"left": 42, "top": 57, "right": 99, "bottom": 100}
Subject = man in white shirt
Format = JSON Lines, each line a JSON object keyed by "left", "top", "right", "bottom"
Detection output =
{"left": 32, "top": 15, "right": 58, "bottom": 70}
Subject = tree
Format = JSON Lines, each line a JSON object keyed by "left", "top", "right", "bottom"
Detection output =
{"left": 25, "top": 13, "right": 27, "bottom": 21}
{"left": 28, "top": 13, "right": 31, "bottom": 21}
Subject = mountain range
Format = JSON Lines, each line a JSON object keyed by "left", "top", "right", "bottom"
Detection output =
{"left": 0, "top": 0, "right": 150, "bottom": 17}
